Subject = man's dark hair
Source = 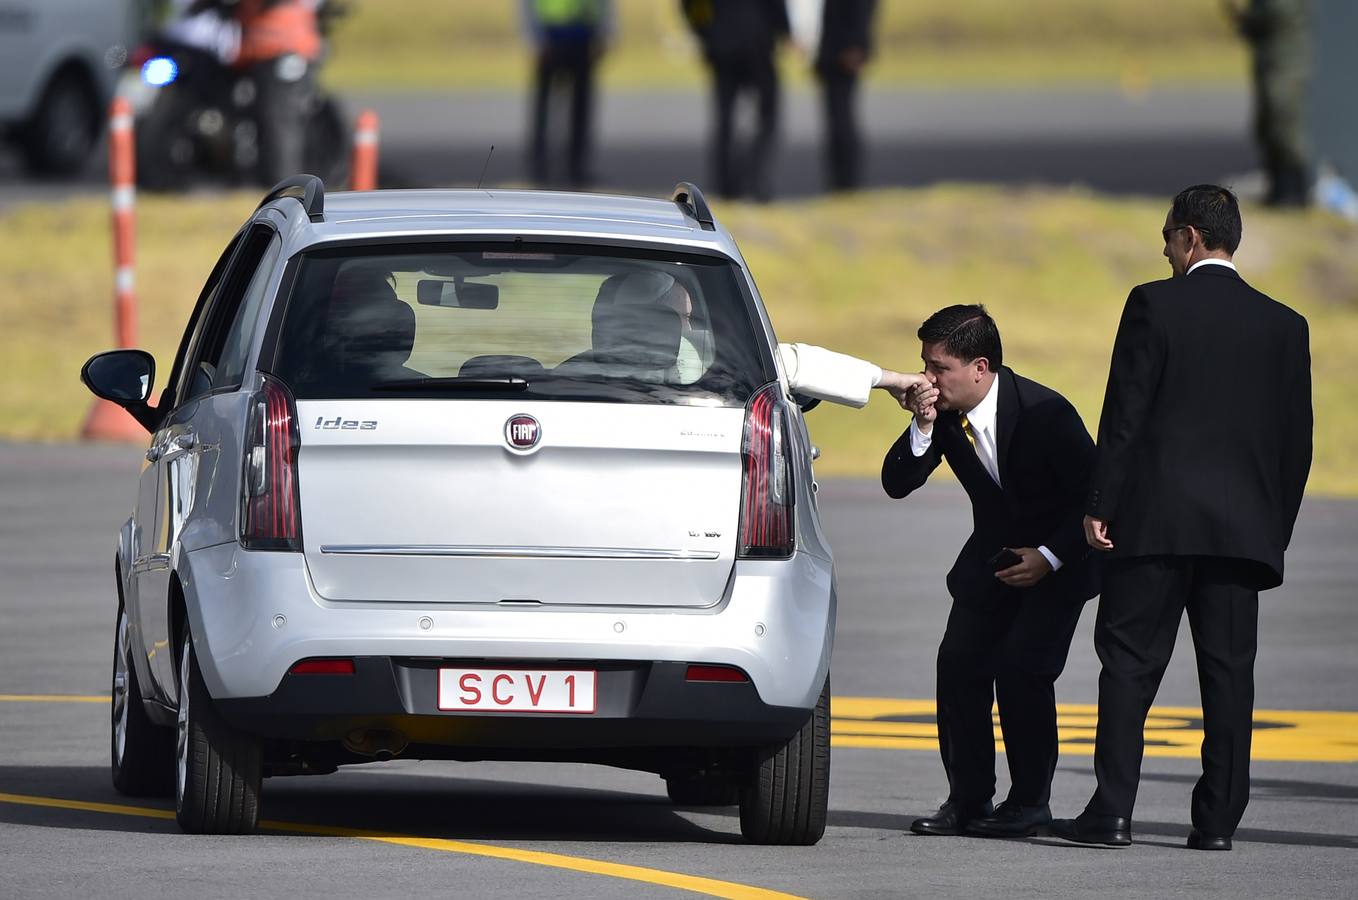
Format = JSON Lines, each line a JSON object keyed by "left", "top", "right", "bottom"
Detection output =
{"left": 917, "top": 304, "right": 1003, "bottom": 369}
{"left": 1170, "top": 184, "right": 1242, "bottom": 254}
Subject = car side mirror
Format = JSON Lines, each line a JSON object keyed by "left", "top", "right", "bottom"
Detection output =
{"left": 416, "top": 279, "right": 499, "bottom": 309}
{"left": 80, "top": 349, "right": 159, "bottom": 431}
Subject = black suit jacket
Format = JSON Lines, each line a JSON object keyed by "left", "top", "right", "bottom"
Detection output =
{"left": 882, "top": 367, "right": 1099, "bottom": 607}
{"left": 1087, "top": 264, "right": 1312, "bottom": 589}
{"left": 815, "top": 0, "right": 878, "bottom": 72}
{"left": 682, "top": 0, "right": 789, "bottom": 61}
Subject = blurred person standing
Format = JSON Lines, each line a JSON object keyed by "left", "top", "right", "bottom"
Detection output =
{"left": 682, "top": 0, "right": 789, "bottom": 201}
{"left": 522, "top": 0, "right": 614, "bottom": 188}
{"left": 1227, "top": 0, "right": 1313, "bottom": 206}
{"left": 209, "top": 0, "right": 323, "bottom": 185}
{"left": 814, "top": 0, "right": 877, "bottom": 191}
{"left": 1051, "top": 185, "right": 1312, "bottom": 851}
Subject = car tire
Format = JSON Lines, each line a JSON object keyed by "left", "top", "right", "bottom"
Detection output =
{"left": 738, "top": 677, "right": 830, "bottom": 845}
{"left": 304, "top": 94, "right": 350, "bottom": 187}
{"left": 20, "top": 70, "right": 100, "bottom": 177}
{"left": 111, "top": 604, "right": 174, "bottom": 796}
{"left": 134, "top": 91, "right": 196, "bottom": 192}
{"left": 666, "top": 774, "right": 739, "bottom": 807}
{"left": 174, "top": 625, "right": 261, "bottom": 834}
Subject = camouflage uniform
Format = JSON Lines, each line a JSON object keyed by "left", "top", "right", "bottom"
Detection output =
{"left": 1237, "top": 0, "right": 1313, "bottom": 206}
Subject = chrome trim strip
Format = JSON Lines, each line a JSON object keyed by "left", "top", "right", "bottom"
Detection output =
{"left": 319, "top": 544, "right": 722, "bottom": 561}
{"left": 130, "top": 554, "right": 171, "bottom": 575}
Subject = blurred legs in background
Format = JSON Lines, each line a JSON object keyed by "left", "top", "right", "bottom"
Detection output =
{"left": 530, "top": 40, "right": 598, "bottom": 188}
{"left": 711, "top": 54, "right": 779, "bottom": 202}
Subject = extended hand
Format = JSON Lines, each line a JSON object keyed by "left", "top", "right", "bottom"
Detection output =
{"left": 904, "top": 380, "right": 939, "bottom": 427}
{"left": 994, "top": 547, "right": 1052, "bottom": 588}
{"left": 877, "top": 369, "right": 928, "bottom": 401}
{"left": 1084, "top": 515, "right": 1114, "bottom": 551}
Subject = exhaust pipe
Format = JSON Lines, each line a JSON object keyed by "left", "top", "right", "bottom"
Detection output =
{"left": 343, "top": 728, "right": 409, "bottom": 760}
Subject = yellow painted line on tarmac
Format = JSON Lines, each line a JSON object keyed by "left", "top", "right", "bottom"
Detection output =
{"left": 0, "top": 791, "right": 802, "bottom": 900}
{"left": 831, "top": 697, "right": 1358, "bottom": 763}
{"left": 0, "top": 694, "right": 105, "bottom": 704}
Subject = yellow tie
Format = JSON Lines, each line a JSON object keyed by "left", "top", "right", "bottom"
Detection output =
{"left": 960, "top": 414, "right": 977, "bottom": 449}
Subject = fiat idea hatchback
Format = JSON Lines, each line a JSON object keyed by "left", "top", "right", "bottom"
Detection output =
{"left": 83, "top": 176, "right": 835, "bottom": 843}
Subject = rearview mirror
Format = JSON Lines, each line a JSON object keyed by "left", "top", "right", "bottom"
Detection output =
{"left": 80, "top": 349, "right": 159, "bottom": 431}
{"left": 416, "top": 279, "right": 499, "bottom": 309}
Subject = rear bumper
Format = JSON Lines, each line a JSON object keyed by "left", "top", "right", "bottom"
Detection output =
{"left": 180, "top": 542, "right": 835, "bottom": 712}
{"left": 215, "top": 657, "right": 808, "bottom": 749}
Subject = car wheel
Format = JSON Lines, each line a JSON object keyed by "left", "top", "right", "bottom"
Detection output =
{"left": 303, "top": 94, "right": 350, "bottom": 186}
{"left": 666, "top": 774, "right": 740, "bottom": 806}
{"left": 738, "top": 677, "right": 830, "bottom": 845}
{"left": 174, "top": 625, "right": 261, "bottom": 834}
{"left": 20, "top": 70, "right": 100, "bottom": 176}
{"left": 110, "top": 604, "right": 174, "bottom": 796}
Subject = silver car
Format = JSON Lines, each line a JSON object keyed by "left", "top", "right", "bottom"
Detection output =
{"left": 82, "top": 177, "right": 835, "bottom": 844}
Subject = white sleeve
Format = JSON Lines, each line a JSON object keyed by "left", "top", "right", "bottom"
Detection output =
{"left": 908, "top": 419, "right": 932, "bottom": 457}
{"left": 1037, "top": 545, "right": 1064, "bottom": 571}
{"left": 778, "top": 342, "right": 882, "bottom": 409}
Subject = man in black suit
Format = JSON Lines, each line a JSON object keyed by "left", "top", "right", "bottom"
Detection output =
{"left": 883, "top": 305, "right": 1099, "bottom": 838}
{"left": 814, "top": 0, "right": 877, "bottom": 191}
{"left": 682, "top": 0, "right": 789, "bottom": 201}
{"left": 1051, "top": 185, "right": 1312, "bottom": 851}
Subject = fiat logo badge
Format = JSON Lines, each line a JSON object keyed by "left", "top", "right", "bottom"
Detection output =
{"left": 505, "top": 414, "right": 541, "bottom": 451}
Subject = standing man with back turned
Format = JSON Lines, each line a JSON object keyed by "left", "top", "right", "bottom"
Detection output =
{"left": 1051, "top": 185, "right": 1313, "bottom": 851}
{"left": 884, "top": 305, "right": 1099, "bottom": 839}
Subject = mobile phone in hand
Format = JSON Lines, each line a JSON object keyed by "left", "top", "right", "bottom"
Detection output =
{"left": 987, "top": 548, "right": 1022, "bottom": 571}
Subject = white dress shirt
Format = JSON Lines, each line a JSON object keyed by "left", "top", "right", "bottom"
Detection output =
{"left": 1186, "top": 258, "right": 1237, "bottom": 275}
{"left": 777, "top": 343, "right": 882, "bottom": 409}
{"left": 907, "top": 375, "right": 1063, "bottom": 571}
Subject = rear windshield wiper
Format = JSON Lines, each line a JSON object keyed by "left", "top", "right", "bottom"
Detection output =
{"left": 371, "top": 376, "right": 529, "bottom": 392}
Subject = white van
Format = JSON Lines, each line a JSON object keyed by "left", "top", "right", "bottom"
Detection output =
{"left": 0, "top": 0, "right": 139, "bottom": 174}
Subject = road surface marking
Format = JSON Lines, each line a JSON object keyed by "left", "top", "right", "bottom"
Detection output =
{"left": 6, "top": 694, "right": 1355, "bottom": 762}
{"left": 831, "top": 698, "right": 1358, "bottom": 763}
{"left": 0, "top": 694, "right": 105, "bottom": 703}
{"left": 0, "top": 791, "right": 802, "bottom": 900}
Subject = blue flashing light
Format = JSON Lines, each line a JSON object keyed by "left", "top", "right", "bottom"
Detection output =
{"left": 141, "top": 57, "right": 178, "bottom": 88}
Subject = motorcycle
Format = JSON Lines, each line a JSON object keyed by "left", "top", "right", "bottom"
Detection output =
{"left": 119, "top": 2, "right": 348, "bottom": 191}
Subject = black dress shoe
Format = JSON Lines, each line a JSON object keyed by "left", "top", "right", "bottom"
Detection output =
{"left": 1187, "top": 829, "right": 1232, "bottom": 851}
{"left": 1049, "top": 812, "right": 1132, "bottom": 846}
{"left": 909, "top": 800, "right": 994, "bottom": 836}
{"left": 966, "top": 800, "right": 1052, "bottom": 838}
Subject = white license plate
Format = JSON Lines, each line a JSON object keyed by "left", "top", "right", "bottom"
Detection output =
{"left": 437, "top": 668, "right": 597, "bottom": 714}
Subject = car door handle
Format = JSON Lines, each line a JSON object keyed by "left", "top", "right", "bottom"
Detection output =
{"left": 171, "top": 432, "right": 197, "bottom": 450}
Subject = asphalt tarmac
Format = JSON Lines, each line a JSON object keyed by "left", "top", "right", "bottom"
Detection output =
{"left": 2, "top": 440, "right": 1355, "bottom": 899}
{"left": 0, "top": 86, "right": 1258, "bottom": 206}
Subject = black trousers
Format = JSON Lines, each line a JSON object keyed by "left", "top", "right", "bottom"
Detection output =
{"left": 936, "top": 587, "right": 1085, "bottom": 808}
{"left": 530, "top": 41, "right": 597, "bottom": 187}
{"left": 817, "top": 67, "right": 862, "bottom": 191}
{"left": 1087, "top": 556, "right": 1259, "bottom": 836}
{"left": 252, "top": 60, "right": 314, "bottom": 187}
{"left": 710, "top": 54, "right": 779, "bottom": 201}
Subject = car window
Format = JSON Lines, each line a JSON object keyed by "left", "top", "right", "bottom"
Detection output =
{"left": 212, "top": 233, "right": 282, "bottom": 391}
{"left": 272, "top": 242, "right": 772, "bottom": 407}
{"left": 165, "top": 233, "right": 242, "bottom": 410}
{"left": 178, "top": 225, "right": 278, "bottom": 405}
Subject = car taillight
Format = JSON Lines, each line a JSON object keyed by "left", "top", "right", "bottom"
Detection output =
{"left": 240, "top": 374, "right": 301, "bottom": 550}
{"left": 738, "top": 382, "right": 794, "bottom": 559}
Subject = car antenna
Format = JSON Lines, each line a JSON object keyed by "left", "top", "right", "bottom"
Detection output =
{"left": 476, "top": 145, "right": 495, "bottom": 193}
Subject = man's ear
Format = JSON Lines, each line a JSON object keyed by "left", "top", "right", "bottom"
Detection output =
{"left": 973, "top": 357, "right": 991, "bottom": 379}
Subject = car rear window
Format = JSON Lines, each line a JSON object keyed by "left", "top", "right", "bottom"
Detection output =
{"left": 271, "top": 242, "right": 774, "bottom": 406}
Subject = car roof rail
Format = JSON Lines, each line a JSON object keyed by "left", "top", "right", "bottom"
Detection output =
{"left": 258, "top": 174, "right": 325, "bottom": 223}
{"left": 672, "top": 182, "right": 715, "bottom": 231}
